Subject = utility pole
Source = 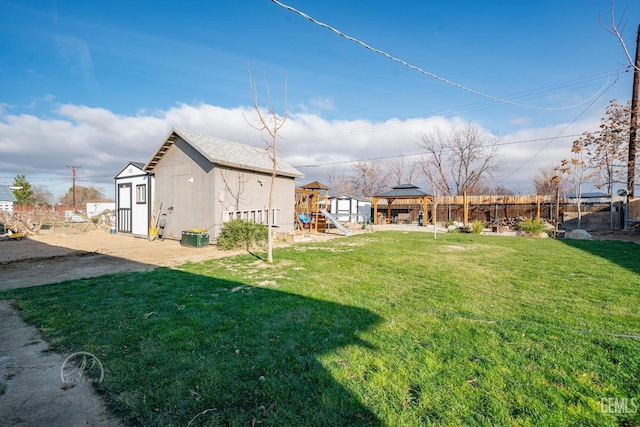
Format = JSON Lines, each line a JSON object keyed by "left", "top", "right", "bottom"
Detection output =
{"left": 66, "top": 165, "right": 81, "bottom": 207}
{"left": 627, "top": 24, "right": 640, "bottom": 199}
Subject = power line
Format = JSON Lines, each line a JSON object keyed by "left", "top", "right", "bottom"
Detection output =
{"left": 278, "top": 68, "right": 627, "bottom": 148}
{"left": 294, "top": 133, "right": 583, "bottom": 168}
{"left": 271, "top": 0, "right": 612, "bottom": 111}
{"left": 498, "top": 76, "right": 618, "bottom": 183}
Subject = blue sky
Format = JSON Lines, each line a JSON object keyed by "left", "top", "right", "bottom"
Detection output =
{"left": 0, "top": 0, "right": 638, "bottom": 200}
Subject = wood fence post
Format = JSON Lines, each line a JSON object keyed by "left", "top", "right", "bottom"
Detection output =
{"left": 555, "top": 188, "right": 560, "bottom": 233}
{"left": 463, "top": 191, "right": 468, "bottom": 225}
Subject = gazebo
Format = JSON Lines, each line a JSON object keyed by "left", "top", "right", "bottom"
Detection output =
{"left": 300, "top": 180, "right": 330, "bottom": 193}
{"left": 372, "top": 183, "right": 435, "bottom": 225}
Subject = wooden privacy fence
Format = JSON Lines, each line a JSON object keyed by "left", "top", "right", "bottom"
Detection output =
{"left": 437, "top": 195, "right": 557, "bottom": 205}
{"left": 438, "top": 194, "right": 558, "bottom": 224}
{"left": 375, "top": 194, "right": 622, "bottom": 228}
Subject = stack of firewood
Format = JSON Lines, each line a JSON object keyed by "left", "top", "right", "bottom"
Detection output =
{"left": 490, "top": 217, "right": 555, "bottom": 230}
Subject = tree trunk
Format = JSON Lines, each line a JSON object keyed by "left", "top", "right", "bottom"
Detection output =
{"left": 267, "top": 161, "right": 276, "bottom": 264}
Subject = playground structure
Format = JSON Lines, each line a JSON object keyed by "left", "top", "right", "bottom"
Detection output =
{"left": 294, "top": 181, "right": 353, "bottom": 236}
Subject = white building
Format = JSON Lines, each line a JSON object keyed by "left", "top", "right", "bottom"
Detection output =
{"left": 0, "top": 187, "right": 14, "bottom": 212}
{"left": 114, "top": 161, "right": 154, "bottom": 237}
{"left": 329, "top": 195, "right": 371, "bottom": 223}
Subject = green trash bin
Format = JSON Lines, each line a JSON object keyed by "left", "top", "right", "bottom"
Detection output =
{"left": 181, "top": 230, "right": 209, "bottom": 248}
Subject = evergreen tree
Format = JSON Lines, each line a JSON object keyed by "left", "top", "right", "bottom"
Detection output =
{"left": 11, "top": 174, "right": 36, "bottom": 205}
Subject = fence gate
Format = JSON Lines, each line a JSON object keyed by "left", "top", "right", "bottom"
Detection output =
{"left": 117, "top": 183, "right": 132, "bottom": 233}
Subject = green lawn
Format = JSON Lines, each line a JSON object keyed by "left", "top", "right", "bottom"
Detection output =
{"left": 2, "top": 232, "right": 640, "bottom": 426}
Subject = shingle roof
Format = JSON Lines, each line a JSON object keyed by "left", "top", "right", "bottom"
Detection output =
{"left": 145, "top": 128, "right": 304, "bottom": 178}
{"left": 300, "top": 180, "right": 330, "bottom": 190}
{"left": 374, "top": 183, "right": 431, "bottom": 198}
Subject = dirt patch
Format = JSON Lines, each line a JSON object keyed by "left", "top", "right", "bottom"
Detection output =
{"left": 587, "top": 229, "right": 640, "bottom": 243}
{"left": 0, "top": 230, "right": 245, "bottom": 290}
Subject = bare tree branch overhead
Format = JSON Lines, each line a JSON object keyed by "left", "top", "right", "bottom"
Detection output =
{"left": 417, "top": 122, "right": 502, "bottom": 196}
{"left": 599, "top": 0, "right": 640, "bottom": 71}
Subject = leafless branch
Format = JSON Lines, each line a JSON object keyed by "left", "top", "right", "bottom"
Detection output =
{"left": 599, "top": 0, "right": 639, "bottom": 71}
{"left": 247, "top": 65, "right": 288, "bottom": 263}
{"left": 417, "top": 123, "right": 502, "bottom": 196}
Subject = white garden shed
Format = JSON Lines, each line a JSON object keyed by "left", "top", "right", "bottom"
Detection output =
{"left": 114, "top": 161, "right": 154, "bottom": 237}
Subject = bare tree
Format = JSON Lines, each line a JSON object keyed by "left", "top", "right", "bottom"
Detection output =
{"left": 556, "top": 144, "right": 597, "bottom": 229}
{"left": 491, "top": 184, "right": 515, "bottom": 196}
{"left": 247, "top": 68, "right": 287, "bottom": 264}
{"left": 350, "top": 161, "right": 390, "bottom": 198}
{"left": 417, "top": 122, "right": 502, "bottom": 196}
{"left": 32, "top": 185, "right": 53, "bottom": 206}
{"left": 599, "top": 1, "right": 640, "bottom": 71}
{"left": 59, "top": 185, "right": 110, "bottom": 205}
{"left": 417, "top": 127, "right": 451, "bottom": 195}
{"left": 533, "top": 165, "right": 569, "bottom": 195}
{"left": 387, "top": 155, "right": 420, "bottom": 185}
{"left": 326, "top": 167, "right": 352, "bottom": 196}
{"left": 468, "top": 181, "right": 515, "bottom": 195}
{"left": 575, "top": 99, "right": 630, "bottom": 195}
{"left": 602, "top": 3, "right": 640, "bottom": 199}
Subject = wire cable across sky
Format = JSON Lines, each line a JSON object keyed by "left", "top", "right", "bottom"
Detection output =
{"left": 498, "top": 73, "right": 618, "bottom": 183}
{"left": 271, "top": 0, "right": 613, "bottom": 111}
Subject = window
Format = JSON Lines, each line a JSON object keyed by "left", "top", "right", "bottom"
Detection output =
{"left": 136, "top": 184, "right": 146, "bottom": 204}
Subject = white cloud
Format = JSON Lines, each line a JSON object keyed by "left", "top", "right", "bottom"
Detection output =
{"left": 0, "top": 102, "right": 603, "bottom": 199}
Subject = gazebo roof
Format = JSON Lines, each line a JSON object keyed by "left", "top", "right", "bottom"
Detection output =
{"left": 374, "top": 183, "right": 431, "bottom": 198}
{"left": 300, "top": 180, "right": 330, "bottom": 190}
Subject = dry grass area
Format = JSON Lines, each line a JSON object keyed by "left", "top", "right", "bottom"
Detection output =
{"left": 0, "top": 228, "right": 243, "bottom": 290}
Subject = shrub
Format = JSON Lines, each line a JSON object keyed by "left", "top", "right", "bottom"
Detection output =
{"left": 469, "top": 220, "right": 486, "bottom": 235}
{"left": 518, "top": 217, "right": 546, "bottom": 236}
{"left": 216, "top": 219, "right": 268, "bottom": 250}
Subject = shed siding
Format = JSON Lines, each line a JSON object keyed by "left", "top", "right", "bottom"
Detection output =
{"left": 215, "top": 167, "right": 296, "bottom": 235}
{"left": 153, "top": 138, "right": 217, "bottom": 239}
{"left": 153, "top": 137, "right": 296, "bottom": 241}
{"left": 129, "top": 176, "right": 151, "bottom": 236}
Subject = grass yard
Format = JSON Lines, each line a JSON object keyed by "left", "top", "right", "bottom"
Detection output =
{"left": 2, "top": 232, "right": 640, "bottom": 426}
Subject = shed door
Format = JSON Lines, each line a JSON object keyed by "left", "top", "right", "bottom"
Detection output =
{"left": 117, "top": 183, "right": 132, "bottom": 233}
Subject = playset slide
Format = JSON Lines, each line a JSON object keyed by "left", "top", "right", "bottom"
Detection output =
{"left": 320, "top": 209, "right": 352, "bottom": 236}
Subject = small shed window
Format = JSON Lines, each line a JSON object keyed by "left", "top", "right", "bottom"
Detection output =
{"left": 136, "top": 184, "right": 146, "bottom": 204}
